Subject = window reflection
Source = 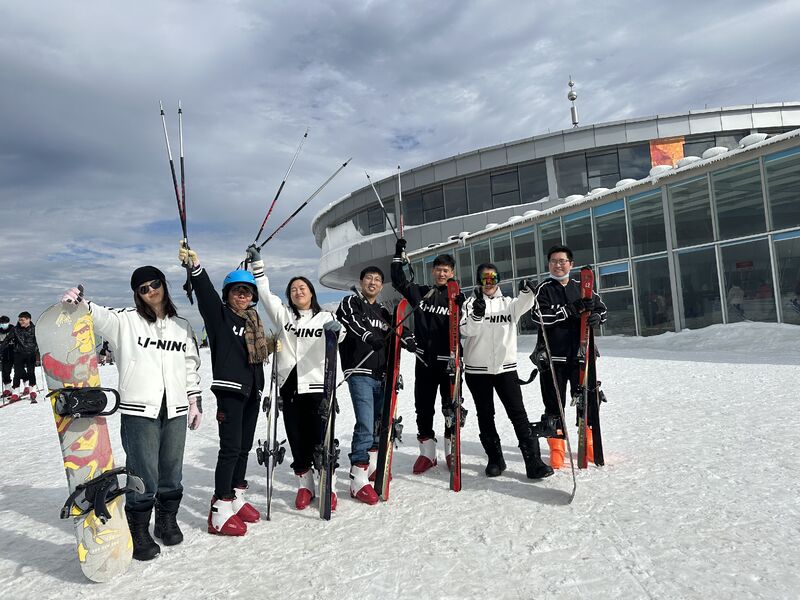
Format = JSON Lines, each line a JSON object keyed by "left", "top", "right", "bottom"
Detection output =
{"left": 765, "top": 148, "right": 800, "bottom": 230}
{"left": 670, "top": 177, "right": 713, "bottom": 248}
{"left": 677, "top": 248, "right": 722, "bottom": 329}
{"left": 774, "top": 233, "right": 800, "bottom": 326}
{"left": 712, "top": 161, "right": 765, "bottom": 240}
{"left": 556, "top": 154, "right": 588, "bottom": 197}
{"left": 634, "top": 256, "right": 674, "bottom": 336}
{"left": 720, "top": 239, "right": 776, "bottom": 323}
{"left": 519, "top": 161, "right": 548, "bottom": 202}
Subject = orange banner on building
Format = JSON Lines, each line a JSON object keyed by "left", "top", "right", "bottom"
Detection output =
{"left": 650, "top": 137, "right": 685, "bottom": 167}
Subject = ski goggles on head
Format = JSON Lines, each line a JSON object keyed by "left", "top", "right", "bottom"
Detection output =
{"left": 479, "top": 272, "right": 500, "bottom": 286}
{"left": 230, "top": 285, "right": 254, "bottom": 297}
{"left": 137, "top": 280, "right": 163, "bottom": 295}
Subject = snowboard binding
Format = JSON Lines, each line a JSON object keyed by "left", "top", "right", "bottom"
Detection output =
{"left": 60, "top": 467, "right": 145, "bottom": 523}
{"left": 48, "top": 387, "right": 121, "bottom": 418}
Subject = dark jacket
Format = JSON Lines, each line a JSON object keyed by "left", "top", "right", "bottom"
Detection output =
{"left": 532, "top": 277, "right": 607, "bottom": 362}
{"left": 336, "top": 293, "right": 414, "bottom": 379}
{"left": 0, "top": 324, "right": 38, "bottom": 357}
{"left": 191, "top": 266, "right": 264, "bottom": 398}
{"left": 391, "top": 257, "right": 451, "bottom": 365}
{"left": 0, "top": 328, "right": 13, "bottom": 362}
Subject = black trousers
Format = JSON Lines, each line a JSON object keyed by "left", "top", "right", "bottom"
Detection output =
{"left": 213, "top": 386, "right": 261, "bottom": 499}
{"left": 414, "top": 359, "right": 455, "bottom": 440}
{"left": 465, "top": 371, "right": 531, "bottom": 443}
{"left": 282, "top": 392, "right": 326, "bottom": 474}
{"left": 13, "top": 353, "right": 36, "bottom": 388}
{"left": 539, "top": 361, "right": 597, "bottom": 427}
{"left": 1, "top": 356, "right": 12, "bottom": 385}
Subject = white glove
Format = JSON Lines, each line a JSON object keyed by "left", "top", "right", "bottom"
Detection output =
{"left": 179, "top": 241, "right": 200, "bottom": 268}
{"left": 60, "top": 287, "right": 85, "bottom": 305}
{"left": 188, "top": 395, "right": 203, "bottom": 430}
{"left": 323, "top": 319, "right": 342, "bottom": 333}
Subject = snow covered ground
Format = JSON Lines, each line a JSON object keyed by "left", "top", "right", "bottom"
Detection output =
{"left": 1, "top": 322, "right": 798, "bottom": 599}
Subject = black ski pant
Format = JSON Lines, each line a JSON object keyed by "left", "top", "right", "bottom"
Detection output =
{"left": 465, "top": 371, "right": 532, "bottom": 443}
{"left": 282, "top": 392, "right": 326, "bottom": 474}
{"left": 13, "top": 353, "right": 36, "bottom": 388}
{"left": 539, "top": 360, "right": 597, "bottom": 428}
{"left": 1, "top": 355, "right": 12, "bottom": 386}
{"left": 213, "top": 386, "right": 261, "bottom": 499}
{"left": 414, "top": 359, "right": 455, "bottom": 440}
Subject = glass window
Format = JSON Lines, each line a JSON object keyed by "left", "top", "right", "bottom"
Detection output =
{"left": 555, "top": 154, "right": 588, "bottom": 197}
{"left": 540, "top": 219, "right": 562, "bottom": 267}
{"left": 457, "top": 247, "right": 473, "bottom": 287}
{"left": 586, "top": 152, "right": 619, "bottom": 189}
{"left": 600, "top": 289, "right": 636, "bottom": 336}
{"left": 466, "top": 174, "right": 492, "bottom": 213}
{"left": 715, "top": 133, "right": 744, "bottom": 149}
{"left": 472, "top": 241, "right": 491, "bottom": 273}
{"left": 618, "top": 144, "right": 651, "bottom": 180}
{"left": 683, "top": 136, "right": 714, "bottom": 158}
{"left": 594, "top": 200, "right": 629, "bottom": 262}
{"left": 491, "top": 234, "right": 513, "bottom": 278}
{"left": 491, "top": 171, "right": 520, "bottom": 209}
{"left": 518, "top": 161, "right": 548, "bottom": 203}
{"left": 712, "top": 161, "right": 765, "bottom": 240}
{"left": 422, "top": 188, "right": 445, "bottom": 223}
{"left": 563, "top": 210, "right": 593, "bottom": 266}
{"left": 774, "top": 231, "right": 800, "bottom": 325}
{"left": 444, "top": 180, "right": 468, "bottom": 218}
{"left": 628, "top": 190, "right": 666, "bottom": 256}
{"left": 422, "top": 258, "right": 434, "bottom": 286}
{"left": 353, "top": 210, "right": 369, "bottom": 235}
{"left": 634, "top": 256, "right": 674, "bottom": 336}
{"left": 677, "top": 247, "right": 722, "bottom": 330}
{"left": 404, "top": 193, "right": 423, "bottom": 226}
{"left": 765, "top": 148, "right": 800, "bottom": 230}
{"left": 720, "top": 239, "right": 776, "bottom": 323}
{"left": 512, "top": 228, "right": 537, "bottom": 277}
{"left": 598, "top": 262, "right": 629, "bottom": 289}
{"left": 367, "top": 206, "right": 385, "bottom": 234}
{"left": 670, "top": 177, "right": 714, "bottom": 248}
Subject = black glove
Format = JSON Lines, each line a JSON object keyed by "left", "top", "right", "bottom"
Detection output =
{"left": 368, "top": 334, "right": 384, "bottom": 352}
{"left": 519, "top": 279, "right": 534, "bottom": 293}
{"left": 401, "top": 336, "right": 417, "bottom": 354}
{"left": 567, "top": 297, "right": 594, "bottom": 317}
{"left": 246, "top": 244, "right": 262, "bottom": 263}
{"left": 588, "top": 313, "right": 602, "bottom": 327}
{"left": 394, "top": 238, "right": 407, "bottom": 257}
{"left": 454, "top": 292, "right": 466, "bottom": 308}
{"left": 472, "top": 288, "right": 486, "bottom": 318}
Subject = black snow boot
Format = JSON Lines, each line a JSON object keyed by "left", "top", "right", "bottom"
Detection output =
{"left": 479, "top": 434, "right": 506, "bottom": 477}
{"left": 154, "top": 492, "right": 184, "bottom": 546}
{"left": 519, "top": 437, "right": 554, "bottom": 480}
{"left": 125, "top": 507, "right": 161, "bottom": 561}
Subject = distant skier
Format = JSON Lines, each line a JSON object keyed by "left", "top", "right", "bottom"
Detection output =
{"left": 60, "top": 267, "right": 202, "bottom": 561}
{"left": 391, "top": 239, "right": 463, "bottom": 473}
{"left": 460, "top": 264, "right": 553, "bottom": 480}
{"left": 336, "top": 266, "right": 416, "bottom": 505}
{"left": 0, "top": 312, "right": 39, "bottom": 401}
{"left": 532, "top": 245, "right": 607, "bottom": 469}
{"left": 245, "top": 245, "right": 346, "bottom": 511}
{"left": 0, "top": 316, "right": 13, "bottom": 399}
{"left": 98, "top": 340, "right": 115, "bottom": 365}
{"left": 179, "top": 244, "right": 267, "bottom": 536}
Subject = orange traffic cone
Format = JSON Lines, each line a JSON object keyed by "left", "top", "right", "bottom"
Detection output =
{"left": 547, "top": 438, "right": 565, "bottom": 469}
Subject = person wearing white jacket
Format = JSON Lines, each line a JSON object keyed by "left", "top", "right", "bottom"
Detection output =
{"left": 247, "top": 246, "right": 346, "bottom": 511}
{"left": 460, "top": 263, "right": 553, "bottom": 481}
{"left": 60, "top": 265, "right": 202, "bottom": 562}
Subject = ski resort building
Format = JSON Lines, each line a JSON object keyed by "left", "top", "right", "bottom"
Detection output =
{"left": 311, "top": 103, "right": 800, "bottom": 335}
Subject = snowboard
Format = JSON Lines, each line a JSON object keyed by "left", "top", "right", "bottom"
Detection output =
{"left": 317, "top": 328, "right": 340, "bottom": 520}
{"left": 373, "top": 298, "right": 408, "bottom": 501}
{"left": 445, "top": 280, "right": 463, "bottom": 492}
{"left": 37, "top": 302, "right": 135, "bottom": 583}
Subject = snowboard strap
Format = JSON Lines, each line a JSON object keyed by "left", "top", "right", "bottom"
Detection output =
{"left": 48, "top": 387, "right": 121, "bottom": 418}
{"left": 60, "top": 467, "right": 145, "bottom": 523}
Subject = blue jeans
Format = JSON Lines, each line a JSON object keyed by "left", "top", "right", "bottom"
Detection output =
{"left": 119, "top": 400, "right": 187, "bottom": 512}
{"left": 347, "top": 375, "right": 384, "bottom": 465}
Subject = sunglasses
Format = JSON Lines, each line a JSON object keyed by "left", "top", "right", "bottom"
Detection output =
{"left": 137, "top": 280, "right": 163, "bottom": 295}
{"left": 480, "top": 273, "right": 500, "bottom": 286}
{"left": 230, "top": 285, "right": 254, "bottom": 297}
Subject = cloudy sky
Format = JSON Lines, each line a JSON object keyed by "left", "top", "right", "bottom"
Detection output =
{"left": 2, "top": 0, "right": 799, "bottom": 332}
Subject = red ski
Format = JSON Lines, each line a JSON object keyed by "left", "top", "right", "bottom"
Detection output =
{"left": 446, "top": 280, "right": 463, "bottom": 492}
{"left": 576, "top": 266, "right": 594, "bottom": 469}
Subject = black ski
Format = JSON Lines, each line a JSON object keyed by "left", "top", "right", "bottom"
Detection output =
{"left": 317, "top": 329, "right": 340, "bottom": 520}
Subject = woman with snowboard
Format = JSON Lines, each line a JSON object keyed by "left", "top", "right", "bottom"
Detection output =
{"left": 179, "top": 243, "right": 268, "bottom": 536}
{"left": 60, "top": 266, "right": 202, "bottom": 561}
{"left": 245, "top": 245, "right": 346, "bottom": 511}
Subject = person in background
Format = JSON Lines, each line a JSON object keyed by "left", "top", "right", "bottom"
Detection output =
{"left": 0, "top": 312, "right": 39, "bottom": 401}
{"left": 0, "top": 316, "right": 14, "bottom": 399}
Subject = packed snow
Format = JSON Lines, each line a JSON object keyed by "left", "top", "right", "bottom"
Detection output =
{"left": 1, "top": 322, "right": 798, "bottom": 599}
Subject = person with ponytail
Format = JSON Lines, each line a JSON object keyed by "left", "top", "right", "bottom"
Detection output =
{"left": 179, "top": 243, "right": 269, "bottom": 536}
{"left": 245, "top": 245, "right": 346, "bottom": 512}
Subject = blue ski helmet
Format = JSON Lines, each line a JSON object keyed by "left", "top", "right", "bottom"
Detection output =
{"left": 222, "top": 270, "right": 258, "bottom": 304}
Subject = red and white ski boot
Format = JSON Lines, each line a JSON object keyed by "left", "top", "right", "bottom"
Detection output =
{"left": 294, "top": 469, "right": 315, "bottom": 510}
{"left": 350, "top": 463, "right": 379, "bottom": 505}
{"left": 413, "top": 437, "right": 437, "bottom": 474}
{"left": 207, "top": 496, "right": 247, "bottom": 536}
{"left": 232, "top": 485, "right": 261, "bottom": 523}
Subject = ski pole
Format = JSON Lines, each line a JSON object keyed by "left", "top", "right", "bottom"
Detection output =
{"left": 258, "top": 158, "right": 351, "bottom": 250}
{"left": 365, "top": 171, "right": 399, "bottom": 239}
{"left": 177, "top": 101, "right": 194, "bottom": 304}
{"left": 394, "top": 164, "right": 415, "bottom": 282}
{"left": 253, "top": 128, "right": 309, "bottom": 245}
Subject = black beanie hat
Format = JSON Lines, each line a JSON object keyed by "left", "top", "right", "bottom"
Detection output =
{"left": 18, "top": 311, "right": 32, "bottom": 319}
{"left": 130, "top": 266, "right": 166, "bottom": 291}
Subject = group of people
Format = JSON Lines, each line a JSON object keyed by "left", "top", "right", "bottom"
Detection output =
{"left": 53, "top": 239, "right": 606, "bottom": 563}
{"left": 0, "top": 312, "right": 40, "bottom": 402}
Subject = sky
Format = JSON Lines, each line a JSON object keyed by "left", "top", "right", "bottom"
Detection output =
{"left": 2, "top": 0, "right": 799, "bottom": 332}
